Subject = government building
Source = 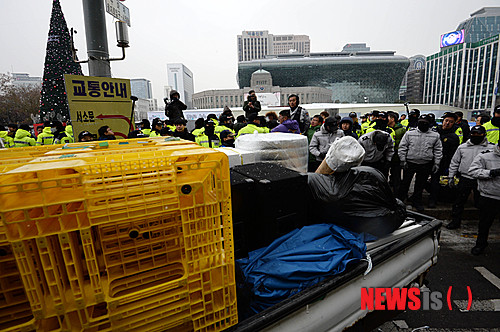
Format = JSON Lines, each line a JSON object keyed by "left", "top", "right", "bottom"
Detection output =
{"left": 237, "top": 48, "right": 410, "bottom": 104}
{"left": 192, "top": 70, "right": 331, "bottom": 109}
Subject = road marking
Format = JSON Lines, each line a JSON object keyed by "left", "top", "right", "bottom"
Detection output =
{"left": 474, "top": 267, "right": 500, "bottom": 290}
{"left": 454, "top": 299, "right": 500, "bottom": 311}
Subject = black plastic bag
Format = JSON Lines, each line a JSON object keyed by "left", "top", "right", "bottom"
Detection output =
{"left": 308, "top": 166, "right": 406, "bottom": 237}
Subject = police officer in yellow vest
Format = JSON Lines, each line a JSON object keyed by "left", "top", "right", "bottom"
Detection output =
{"left": 58, "top": 125, "right": 75, "bottom": 144}
{"left": 139, "top": 119, "right": 152, "bottom": 137}
{"left": 0, "top": 127, "right": 14, "bottom": 148}
{"left": 360, "top": 112, "right": 373, "bottom": 135}
{"left": 483, "top": 105, "right": 500, "bottom": 144}
{"left": 365, "top": 111, "right": 396, "bottom": 142}
{"left": 236, "top": 113, "right": 270, "bottom": 138}
{"left": 195, "top": 120, "right": 221, "bottom": 148}
{"left": 14, "top": 124, "right": 36, "bottom": 147}
{"left": 36, "top": 121, "right": 55, "bottom": 145}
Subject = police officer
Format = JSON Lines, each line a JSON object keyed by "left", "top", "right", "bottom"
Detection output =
{"left": 429, "top": 112, "right": 460, "bottom": 208}
{"left": 236, "top": 113, "right": 269, "bottom": 138}
{"left": 402, "top": 109, "right": 420, "bottom": 131}
{"left": 36, "top": 121, "right": 55, "bottom": 145}
{"left": 447, "top": 125, "right": 490, "bottom": 229}
{"left": 359, "top": 130, "right": 394, "bottom": 177}
{"left": 195, "top": 120, "right": 220, "bottom": 148}
{"left": 398, "top": 115, "right": 442, "bottom": 211}
{"left": 468, "top": 138, "right": 500, "bottom": 255}
{"left": 14, "top": 124, "right": 36, "bottom": 147}
{"left": 455, "top": 111, "right": 471, "bottom": 143}
{"left": 483, "top": 105, "right": 500, "bottom": 144}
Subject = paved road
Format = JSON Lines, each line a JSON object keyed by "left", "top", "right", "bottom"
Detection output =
{"left": 374, "top": 217, "right": 500, "bottom": 332}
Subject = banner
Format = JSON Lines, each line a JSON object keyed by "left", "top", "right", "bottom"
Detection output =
{"left": 64, "top": 74, "right": 133, "bottom": 140}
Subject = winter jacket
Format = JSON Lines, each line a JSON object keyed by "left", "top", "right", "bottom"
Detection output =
{"left": 457, "top": 119, "right": 471, "bottom": 143}
{"left": 484, "top": 120, "right": 499, "bottom": 144}
{"left": 468, "top": 145, "right": 500, "bottom": 200}
{"left": 309, "top": 124, "right": 344, "bottom": 161}
{"left": 36, "top": 127, "right": 55, "bottom": 145}
{"left": 398, "top": 128, "right": 442, "bottom": 168}
{"left": 236, "top": 123, "right": 269, "bottom": 138}
{"left": 56, "top": 125, "right": 74, "bottom": 144}
{"left": 195, "top": 133, "right": 220, "bottom": 148}
{"left": 243, "top": 100, "right": 261, "bottom": 118}
{"left": 173, "top": 128, "right": 196, "bottom": 142}
{"left": 0, "top": 131, "right": 14, "bottom": 148}
{"left": 435, "top": 126, "right": 460, "bottom": 170}
{"left": 340, "top": 117, "right": 358, "bottom": 139}
{"left": 165, "top": 99, "right": 187, "bottom": 121}
{"left": 358, "top": 130, "right": 394, "bottom": 163}
{"left": 14, "top": 129, "right": 36, "bottom": 147}
{"left": 290, "top": 106, "right": 310, "bottom": 133}
{"left": 271, "top": 119, "right": 301, "bottom": 134}
{"left": 449, "top": 138, "right": 491, "bottom": 179}
{"left": 360, "top": 120, "right": 371, "bottom": 135}
{"left": 233, "top": 122, "right": 247, "bottom": 134}
{"left": 389, "top": 123, "right": 406, "bottom": 150}
{"left": 215, "top": 125, "right": 235, "bottom": 137}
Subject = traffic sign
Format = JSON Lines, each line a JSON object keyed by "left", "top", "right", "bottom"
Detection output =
{"left": 105, "top": 0, "right": 131, "bottom": 27}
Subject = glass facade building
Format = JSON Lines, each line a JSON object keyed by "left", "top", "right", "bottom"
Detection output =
{"left": 457, "top": 7, "right": 500, "bottom": 43}
{"left": 237, "top": 52, "right": 410, "bottom": 103}
{"left": 424, "top": 34, "right": 500, "bottom": 111}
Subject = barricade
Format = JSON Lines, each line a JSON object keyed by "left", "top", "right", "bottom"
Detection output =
{"left": 0, "top": 144, "right": 237, "bottom": 331}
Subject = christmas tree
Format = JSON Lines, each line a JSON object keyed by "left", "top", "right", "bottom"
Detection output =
{"left": 40, "top": 0, "right": 83, "bottom": 122}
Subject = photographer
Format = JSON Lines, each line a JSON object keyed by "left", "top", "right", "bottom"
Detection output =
{"left": 164, "top": 90, "right": 187, "bottom": 122}
{"left": 243, "top": 90, "right": 261, "bottom": 119}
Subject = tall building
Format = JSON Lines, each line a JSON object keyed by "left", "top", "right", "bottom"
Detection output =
{"left": 237, "top": 48, "right": 409, "bottom": 104}
{"left": 399, "top": 55, "right": 426, "bottom": 103}
{"left": 237, "top": 31, "right": 310, "bottom": 62}
{"left": 167, "top": 63, "right": 194, "bottom": 109}
{"left": 193, "top": 70, "right": 331, "bottom": 109}
{"left": 130, "top": 78, "right": 153, "bottom": 99}
{"left": 457, "top": 7, "right": 500, "bottom": 43}
{"left": 423, "top": 34, "right": 499, "bottom": 112}
{"left": 272, "top": 34, "right": 310, "bottom": 55}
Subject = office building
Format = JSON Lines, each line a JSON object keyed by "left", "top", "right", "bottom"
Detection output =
{"left": 11, "top": 73, "right": 42, "bottom": 88}
{"left": 237, "top": 48, "right": 409, "bottom": 104}
{"left": 193, "top": 70, "right": 331, "bottom": 109}
{"left": 399, "top": 55, "right": 426, "bottom": 103}
{"left": 457, "top": 7, "right": 500, "bottom": 43}
{"left": 423, "top": 34, "right": 499, "bottom": 111}
{"left": 167, "top": 63, "right": 194, "bottom": 109}
{"left": 130, "top": 78, "right": 153, "bottom": 100}
{"left": 237, "top": 31, "right": 310, "bottom": 62}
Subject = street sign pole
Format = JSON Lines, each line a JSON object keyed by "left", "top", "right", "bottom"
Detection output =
{"left": 82, "top": 0, "right": 111, "bottom": 77}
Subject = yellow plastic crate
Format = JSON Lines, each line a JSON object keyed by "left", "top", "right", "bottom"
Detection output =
{"left": 0, "top": 146, "right": 224, "bottom": 240}
{"left": 2, "top": 145, "right": 237, "bottom": 331}
{"left": 0, "top": 241, "right": 34, "bottom": 331}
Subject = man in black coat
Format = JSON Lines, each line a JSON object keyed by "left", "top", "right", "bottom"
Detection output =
{"left": 165, "top": 90, "right": 187, "bottom": 121}
{"left": 242, "top": 90, "right": 261, "bottom": 119}
{"left": 429, "top": 112, "right": 460, "bottom": 207}
{"left": 173, "top": 118, "right": 195, "bottom": 142}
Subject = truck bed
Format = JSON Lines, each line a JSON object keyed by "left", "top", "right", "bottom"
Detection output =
{"left": 227, "top": 211, "right": 442, "bottom": 332}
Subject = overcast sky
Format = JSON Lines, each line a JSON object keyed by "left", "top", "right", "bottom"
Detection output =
{"left": 0, "top": 0, "right": 498, "bottom": 101}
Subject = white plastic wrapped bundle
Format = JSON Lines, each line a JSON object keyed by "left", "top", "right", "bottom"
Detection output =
{"left": 324, "top": 136, "right": 365, "bottom": 172}
{"left": 235, "top": 133, "right": 308, "bottom": 172}
{"left": 216, "top": 147, "right": 256, "bottom": 168}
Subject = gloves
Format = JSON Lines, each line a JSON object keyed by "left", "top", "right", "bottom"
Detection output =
{"left": 432, "top": 164, "right": 439, "bottom": 174}
{"left": 400, "top": 161, "right": 408, "bottom": 170}
{"left": 448, "top": 177, "right": 456, "bottom": 188}
{"left": 490, "top": 168, "right": 500, "bottom": 177}
{"left": 319, "top": 152, "right": 327, "bottom": 159}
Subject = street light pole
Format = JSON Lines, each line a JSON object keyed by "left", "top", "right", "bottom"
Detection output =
{"left": 82, "top": 0, "right": 111, "bottom": 77}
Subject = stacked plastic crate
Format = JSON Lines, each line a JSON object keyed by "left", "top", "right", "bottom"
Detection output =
{"left": 0, "top": 139, "right": 237, "bottom": 331}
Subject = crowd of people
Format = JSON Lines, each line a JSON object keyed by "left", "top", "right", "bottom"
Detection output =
{"left": 1, "top": 90, "right": 499, "bottom": 256}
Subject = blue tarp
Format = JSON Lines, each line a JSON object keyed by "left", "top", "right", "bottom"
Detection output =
{"left": 236, "top": 223, "right": 369, "bottom": 315}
